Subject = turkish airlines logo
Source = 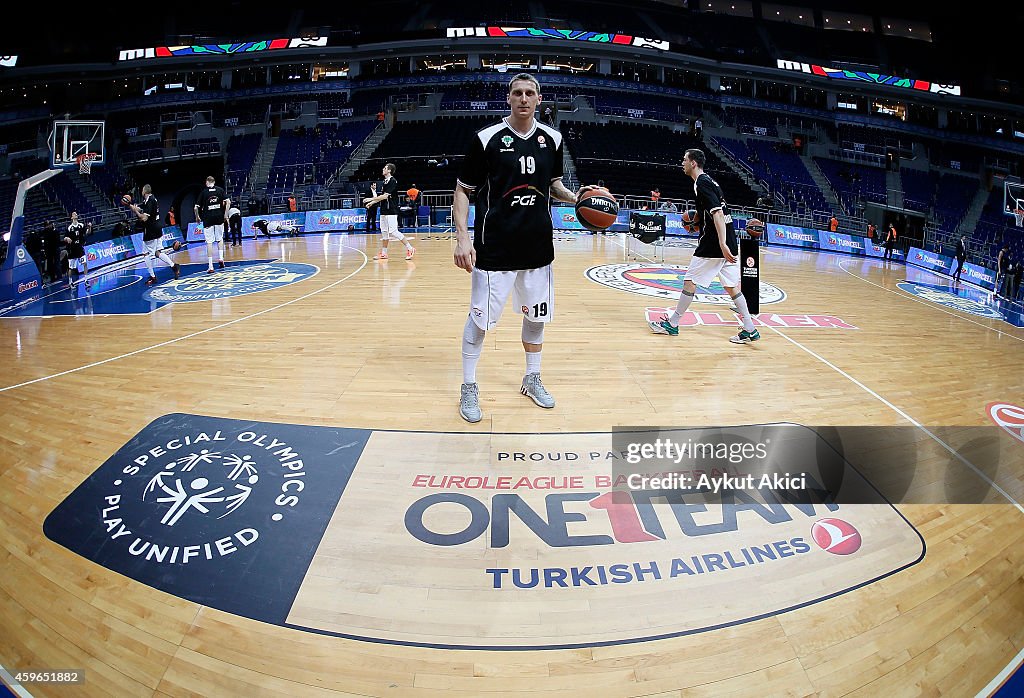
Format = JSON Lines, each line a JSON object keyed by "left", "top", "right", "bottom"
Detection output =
{"left": 988, "top": 402, "right": 1024, "bottom": 444}
{"left": 810, "top": 518, "right": 862, "bottom": 555}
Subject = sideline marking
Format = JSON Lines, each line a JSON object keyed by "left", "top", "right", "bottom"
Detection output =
{"left": 0, "top": 245, "right": 368, "bottom": 393}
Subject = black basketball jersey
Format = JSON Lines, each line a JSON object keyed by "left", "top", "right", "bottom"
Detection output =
{"left": 379, "top": 177, "right": 399, "bottom": 216}
{"left": 457, "top": 118, "right": 564, "bottom": 271}
{"left": 66, "top": 220, "right": 87, "bottom": 245}
{"left": 692, "top": 172, "right": 737, "bottom": 259}
{"left": 197, "top": 185, "right": 228, "bottom": 226}
{"left": 140, "top": 194, "right": 163, "bottom": 240}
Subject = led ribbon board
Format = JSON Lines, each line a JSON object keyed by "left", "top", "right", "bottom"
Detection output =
{"left": 446, "top": 27, "right": 669, "bottom": 51}
{"left": 776, "top": 60, "right": 960, "bottom": 96}
{"left": 119, "top": 37, "right": 327, "bottom": 62}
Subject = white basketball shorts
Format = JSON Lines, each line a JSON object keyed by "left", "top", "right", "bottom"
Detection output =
{"left": 143, "top": 238, "right": 163, "bottom": 258}
{"left": 380, "top": 215, "right": 399, "bottom": 240}
{"left": 203, "top": 223, "right": 225, "bottom": 244}
{"left": 685, "top": 255, "right": 740, "bottom": 289}
{"left": 469, "top": 264, "right": 554, "bottom": 331}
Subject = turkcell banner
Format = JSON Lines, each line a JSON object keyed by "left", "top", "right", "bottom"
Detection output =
{"left": 83, "top": 235, "right": 138, "bottom": 269}
{"left": 160, "top": 226, "right": 186, "bottom": 246}
{"left": 906, "top": 247, "right": 953, "bottom": 275}
{"left": 818, "top": 232, "right": 868, "bottom": 255}
{"left": 302, "top": 208, "right": 368, "bottom": 232}
{"left": 963, "top": 262, "right": 995, "bottom": 290}
{"left": 765, "top": 224, "right": 906, "bottom": 260}
{"left": 768, "top": 224, "right": 820, "bottom": 249}
{"left": 185, "top": 222, "right": 205, "bottom": 242}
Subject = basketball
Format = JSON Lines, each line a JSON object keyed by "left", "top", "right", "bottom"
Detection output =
{"left": 172, "top": 241, "right": 182, "bottom": 251}
{"left": 121, "top": 194, "right": 132, "bottom": 206}
{"left": 575, "top": 190, "right": 619, "bottom": 231}
{"left": 745, "top": 218, "right": 766, "bottom": 238}
{"left": 682, "top": 209, "right": 699, "bottom": 233}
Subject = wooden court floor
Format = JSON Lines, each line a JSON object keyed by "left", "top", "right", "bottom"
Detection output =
{"left": 1, "top": 232, "right": 1023, "bottom": 696}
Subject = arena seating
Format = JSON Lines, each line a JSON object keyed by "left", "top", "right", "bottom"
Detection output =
{"left": 566, "top": 121, "right": 757, "bottom": 205}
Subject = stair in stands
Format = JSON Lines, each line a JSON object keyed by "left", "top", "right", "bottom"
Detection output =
{"left": 334, "top": 121, "right": 391, "bottom": 185}
{"left": 804, "top": 155, "right": 842, "bottom": 213}
{"left": 956, "top": 186, "right": 992, "bottom": 237}
{"left": 247, "top": 136, "right": 279, "bottom": 196}
{"left": 886, "top": 169, "right": 904, "bottom": 208}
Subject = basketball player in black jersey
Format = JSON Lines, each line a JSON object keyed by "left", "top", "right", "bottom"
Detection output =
{"left": 194, "top": 175, "right": 230, "bottom": 274}
{"left": 649, "top": 148, "right": 760, "bottom": 344}
{"left": 64, "top": 212, "right": 92, "bottom": 286}
{"left": 453, "top": 72, "right": 600, "bottom": 423}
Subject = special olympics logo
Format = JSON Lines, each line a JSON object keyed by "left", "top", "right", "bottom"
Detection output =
{"left": 142, "top": 449, "right": 260, "bottom": 527}
{"left": 810, "top": 518, "right": 862, "bottom": 555}
{"left": 896, "top": 283, "right": 1003, "bottom": 319}
{"left": 584, "top": 263, "right": 786, "bottom": 304}
{"left": 144, "top": 262, "right": 318, "bottom": 303}
{"left": 987, "top": 402, "right": 1024, "bottom": 445}
{"left": 98, "top": 427, "right": 308, "bottom": 565}
{"left": 745, "top": 256, "right": 755, "bottom": 268}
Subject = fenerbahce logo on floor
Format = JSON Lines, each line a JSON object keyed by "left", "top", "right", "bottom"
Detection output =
{"left": 586, "top": 263, "right": 786, "bottom": 304}
{"left": 144, "top": 262, "right": 318, "bottom": 303}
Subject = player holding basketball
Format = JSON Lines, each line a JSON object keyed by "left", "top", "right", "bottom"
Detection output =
{"left": 128, "top": 184, "right": 180, "bottom": 285}
{"left": 64, "top": 212, "right": 92, "bottom": 286}
{"left": 650, "top": 148, "right": 760, "bottom": 344}
{"left": 364, "top": 163, "right": 415, "bottom": 261}
{"left": 453, "top": 72, "right": 599, "bottom": 423}
{"left": 194, "top": 175, "right": 229, "bottom": 274}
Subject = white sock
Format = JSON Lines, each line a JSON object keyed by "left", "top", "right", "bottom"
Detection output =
{"left": 405, "top": 240, "right": 414, "bottom": 250}
{"left": 144, "top": 256, "right": 155, "bottom": 276}
{"left": 462, "top": 316, "right": 484, "bottom": 384}
{"left": 156, "top": 252, "right": 174, "bottom": 267}
{"left": 207, "top": 243, "right": 214, "bottom": 268}
{"left": 668, "top": 289, "right": 695, "bottom": 326}
{"left": 525, "top": 351, "right": 541, "bottom": 375}
{"left": 218, "top": 243, "right": 225, "bottom": 262}
{"left": 731, "top": 292, "right": 756, "bottom": 332}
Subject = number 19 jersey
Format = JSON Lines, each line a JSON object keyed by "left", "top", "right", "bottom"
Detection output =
{"left": 457, "top": 118, "right": 564, "bottom": 271}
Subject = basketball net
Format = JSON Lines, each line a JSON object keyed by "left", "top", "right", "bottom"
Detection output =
{"left": 1015, "top": 208, "right": 1024, "bottom": 228}
{"left": 76, "top": 152, "right": 98, "bottom": 175}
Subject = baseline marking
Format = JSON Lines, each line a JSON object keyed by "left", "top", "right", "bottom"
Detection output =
{"left": 836, "top": 259, "right": 1024, "bottom": 342}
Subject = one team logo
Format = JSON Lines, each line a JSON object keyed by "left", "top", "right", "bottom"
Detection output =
{"left": 144, "top": 262, "right": 318, "bottom": 303}
{"left": 987, "top": 402, "right": 1024, "bottom": 445}
{"left": 501, "top": 135, "right": 514, "bottom": 148}
{"left": 896, "top": 282, "right": 1003, "bottom": 319}
{"left": 585, "top": 263, "right": 786, "bottom": 304}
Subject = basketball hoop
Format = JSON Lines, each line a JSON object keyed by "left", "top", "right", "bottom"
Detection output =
{"left": 1015, "top": 209, "right": 1024, "bottom": 228}
{"left": 76, "top": 152, "right": 98, "bottom": 175}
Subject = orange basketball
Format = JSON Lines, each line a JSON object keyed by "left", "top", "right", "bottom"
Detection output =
{"left": 575, "top": 190, "right": 619, "bottom": 231}
{"left": 121, "top": 194, "right": 132, "bottom": 206}
{"left": 681, "top": 209, "right": 699, "bottom": 233}
{"left": 745, "top": 218, "right": 766, "bottom": 238}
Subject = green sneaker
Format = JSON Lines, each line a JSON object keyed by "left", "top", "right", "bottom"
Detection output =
{"left": 729, "top": 329, "right": 761, "bottom": 344}
{"left": 649, "top": 316, "right": 679, "bottom": 336}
